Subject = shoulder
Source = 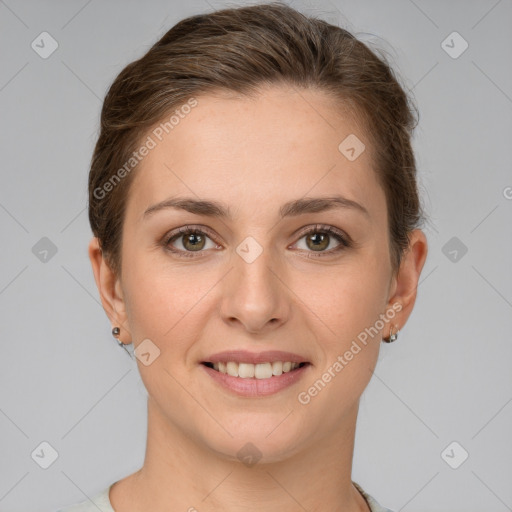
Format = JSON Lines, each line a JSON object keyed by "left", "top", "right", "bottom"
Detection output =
{"left": 53, "top": 485, "right": 114, "bottom": 512}
{"left": 353, "top": 481, "right": 395, "bottom": 512}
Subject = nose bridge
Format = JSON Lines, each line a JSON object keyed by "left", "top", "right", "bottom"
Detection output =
{"left": 221, "top": 237, "right": 289, "bottom": 332}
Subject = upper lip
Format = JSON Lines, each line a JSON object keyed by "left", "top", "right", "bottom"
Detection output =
{"left": 203, "top": 350, "right": 309, "bottom": 365}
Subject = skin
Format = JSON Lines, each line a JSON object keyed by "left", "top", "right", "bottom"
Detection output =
{"left": 89, "top": 83, "right": 428, "bottom": 512}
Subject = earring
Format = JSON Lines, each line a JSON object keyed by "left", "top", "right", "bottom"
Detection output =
{"left": 111, "top": 326, "right": 134, "bottom": 359}
{"left": 383, "top": 325, "right": 399, "bottom": 343}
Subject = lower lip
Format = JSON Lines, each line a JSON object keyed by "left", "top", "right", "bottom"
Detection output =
{"left": 201, "top": 363, "right": 311, "bottom": 397}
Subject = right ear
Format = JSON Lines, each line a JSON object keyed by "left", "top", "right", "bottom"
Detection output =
{"left": 88, "top": 237, "right": 132, "bottom": 344}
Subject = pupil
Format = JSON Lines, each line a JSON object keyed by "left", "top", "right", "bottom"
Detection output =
{"left": 185, "top": 233, "right": 204, "bottom": 250}
{"left": 309, "top": 233, "right": 328, "bottom": 251}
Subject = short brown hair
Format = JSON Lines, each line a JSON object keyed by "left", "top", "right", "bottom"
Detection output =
{"left": 88, "top": 1, "right": 426, "bottom": 277}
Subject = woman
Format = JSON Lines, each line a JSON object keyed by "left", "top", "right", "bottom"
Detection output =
{"left": 57, "top": 2, "right": 428, "bottom": 511}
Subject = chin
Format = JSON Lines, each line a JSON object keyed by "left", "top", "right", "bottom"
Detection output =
{"left": 197, "top": 413, "right": 310, "bottom": 465}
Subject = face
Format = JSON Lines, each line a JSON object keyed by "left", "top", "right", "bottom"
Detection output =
{"left": 101, "top": 84, "right": 408, "bottom": 462}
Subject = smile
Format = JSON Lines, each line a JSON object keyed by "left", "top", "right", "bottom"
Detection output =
{"left": 202, "top": 361, "right": 309, "bottom": 379}
{"left": 200, "top": 360, "right": 311, "bottom": 397}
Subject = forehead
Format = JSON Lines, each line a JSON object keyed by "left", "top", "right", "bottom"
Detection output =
{"left": 125, "top": 84, "right": 384, "bottom": 222}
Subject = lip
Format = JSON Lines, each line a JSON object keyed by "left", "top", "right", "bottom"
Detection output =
{"left": 203, "top": 350, "right": 309, "bottom": 365}
{"left": 200, "top": 362, "right": 311, "bottom": 397}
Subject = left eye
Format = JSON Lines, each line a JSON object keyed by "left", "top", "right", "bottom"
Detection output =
{"left": 293, "top": 226, "right": 349, "bottom": 254}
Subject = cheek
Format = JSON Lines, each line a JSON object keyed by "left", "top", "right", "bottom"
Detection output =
{"left": 122, "top": 248, "right": 214, "bottom": 344}
{"left": 293, "top": 260, "right": 389, "bottom": 334}
{"left": 289, "top": 256, "right": 389, "bottom": 393}
{"left": 294, "top": 268, "right": 385, "bottom": 415}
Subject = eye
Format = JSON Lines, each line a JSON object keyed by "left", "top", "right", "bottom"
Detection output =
{"left": 292, "top": 224, "right": 351, "bottom": 257}
{"left": 163, "top": 226, "right": 219, "bottom": 258}
{"left": 162, "top": 223, "right": 352, "bottom": 259}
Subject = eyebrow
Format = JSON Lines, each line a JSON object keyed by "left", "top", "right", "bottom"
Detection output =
{"left": 143, "top": 195, "right": 370, "bottom": 220}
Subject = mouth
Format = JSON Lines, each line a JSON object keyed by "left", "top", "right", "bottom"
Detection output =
{"left": 200, "top": 349, "right": 312, "bottom": 396}
{"left": 201, "top": 361, "right": 311, "bottom": 379}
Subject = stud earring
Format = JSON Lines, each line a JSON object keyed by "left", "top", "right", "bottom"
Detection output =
{"left": 111, "top": 326, "right": 134, "bottom": 359}
{"left": 383, "top": 325, "right": 399, "bottom": 343}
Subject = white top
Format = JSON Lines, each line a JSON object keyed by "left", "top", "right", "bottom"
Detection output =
{"left": 55, "top": 481, "right": 394, "bottom": 512}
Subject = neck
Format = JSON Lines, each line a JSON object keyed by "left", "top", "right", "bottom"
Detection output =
{"left": 110, "top": 397, "right": 369, "bottom": 512}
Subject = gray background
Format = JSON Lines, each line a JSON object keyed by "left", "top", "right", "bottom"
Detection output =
{"left": 1, "top": 0, "right": 511, "bottom": 511}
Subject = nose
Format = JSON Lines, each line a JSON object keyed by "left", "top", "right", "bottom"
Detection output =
{"left": 219, "top": 244, "right": 291, "bottom": 334}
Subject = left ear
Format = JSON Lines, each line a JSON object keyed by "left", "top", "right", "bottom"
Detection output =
{"left": 384, "top": 229, "right": 428, "bottom": 336}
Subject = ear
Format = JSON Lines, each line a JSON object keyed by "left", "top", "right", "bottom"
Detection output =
{"left": 88, "top": 237, "right": 132, "bottom": 344}
{"left": 384, "top": 229, "right": 428, "bottom": 337}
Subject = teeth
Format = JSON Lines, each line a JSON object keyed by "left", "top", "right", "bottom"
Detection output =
{"left": 272, "top": 361, "right": 283, "bottom": 376}
{"left": 238, "top": 363, "right": 255, "bottom": 378}
{"left": 254, "top": 363, "right": 273, "bottom": 379}
{"left": 211, "top": 361, "right": 303, "bottom": 379}
{"left": 226, "top": 361, "right": 238, "bottom": 377}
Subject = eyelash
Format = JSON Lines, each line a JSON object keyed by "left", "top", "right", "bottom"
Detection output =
{"left": 162, "top": 224, "right": 351, "bottom": 259}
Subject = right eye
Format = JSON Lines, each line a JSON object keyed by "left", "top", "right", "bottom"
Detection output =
{"left": 163, "top": 226, "right": 220, "bottom": 258}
